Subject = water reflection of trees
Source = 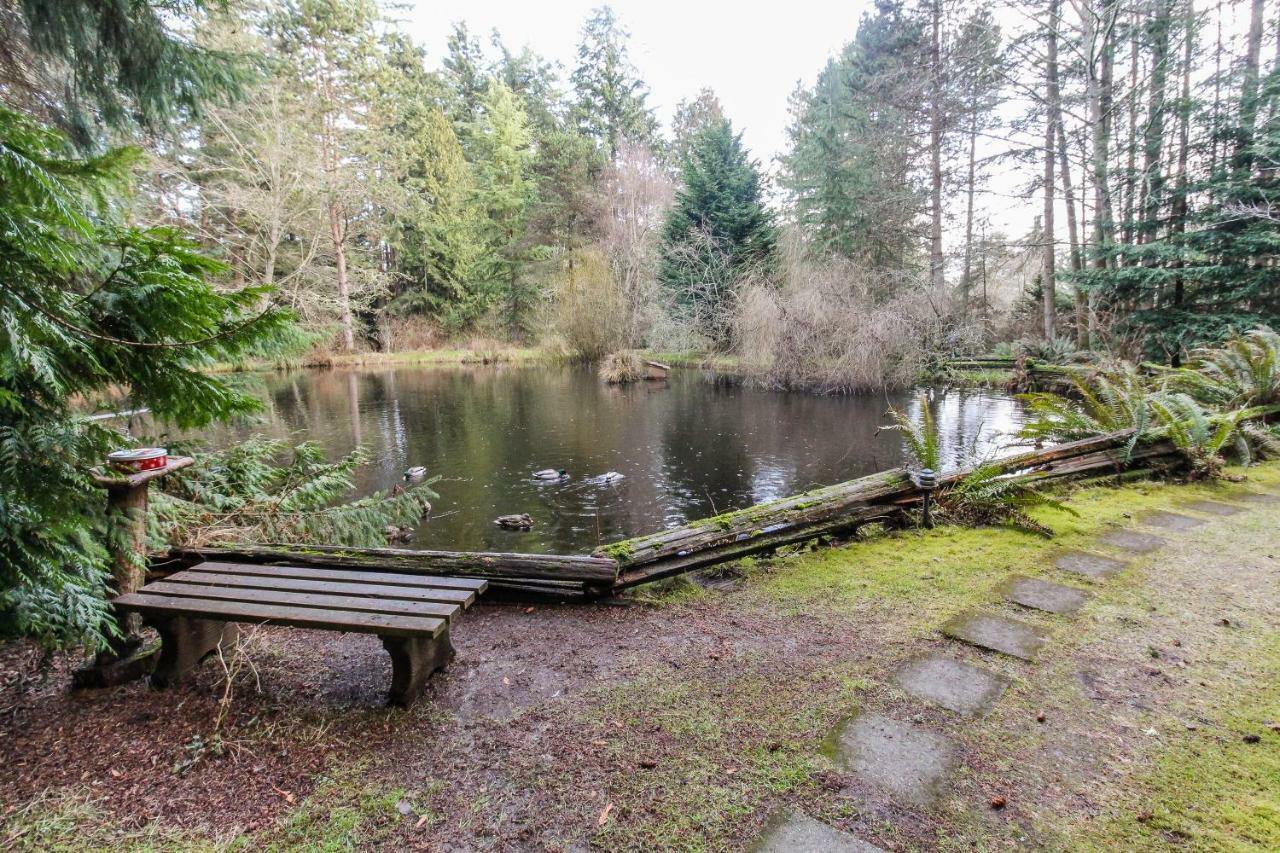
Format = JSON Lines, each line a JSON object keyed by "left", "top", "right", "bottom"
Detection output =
{"left": 192, "top": 367, "right": 1023, "bottom": 553}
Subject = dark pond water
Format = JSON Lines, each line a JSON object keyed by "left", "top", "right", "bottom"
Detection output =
{"left": 186, "top": 365, "right": 1025, "bottom": 554}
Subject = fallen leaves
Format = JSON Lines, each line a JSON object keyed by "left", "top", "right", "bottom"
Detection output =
{"left": 989, "top": 795, "right": 1007, "bottom": 810}
{"left": 597, "top": 802, "right": 614, "bottom": 826}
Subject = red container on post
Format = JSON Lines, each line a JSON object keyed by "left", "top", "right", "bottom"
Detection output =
{"left": 107, "top": 448, "right": 169, "bottom": 473}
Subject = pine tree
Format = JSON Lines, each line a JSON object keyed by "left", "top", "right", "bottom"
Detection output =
{"left": 570, "top": 6, "right": 658, "bottom": 160}
{"left": 670, "top": 88, "right": 727, "bottom": 166}
{"left": 779, "top": 0, "right": 928, "bottom": 269}
{"left": 1, "top": 0, "right": 249, "bottom": 147}
{"left": 471, "top": 79, "right": 539, "bottom": 336}
{"left": 372, "top": 38, "right": 486, "bottom": 328}
{"left": 659, "top": 119, "right": 777, "bottom": 348}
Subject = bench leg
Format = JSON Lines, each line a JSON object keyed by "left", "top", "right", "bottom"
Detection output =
{"left": 381, "top": 626, "right": 455, "bottom": 706}
{"left": 149, "top": 616, "right": 239, "bottom": 688}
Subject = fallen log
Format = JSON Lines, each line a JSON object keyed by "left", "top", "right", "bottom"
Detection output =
{"left": 596, "top": 469, "right": 913, "bottom": 581}
{"left": 171, "top": 544, "right": 618, "bottom": 584}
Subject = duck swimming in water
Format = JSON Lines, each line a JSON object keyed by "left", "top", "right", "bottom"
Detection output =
{"left": 404, "top": 466, "right": 428, "bottom": 481}
{"left": 495, "top": 513, "right": 534, "bottom": 529}
{"left": 598, "top": 471, "right": 624, "bottom": 483}
{"left": 533, "top": 468, "right": 569, "bottom": 481}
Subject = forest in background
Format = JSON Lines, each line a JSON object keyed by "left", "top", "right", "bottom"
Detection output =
{"left": 8, "top": 0, "right": 1275, "bottom": 383}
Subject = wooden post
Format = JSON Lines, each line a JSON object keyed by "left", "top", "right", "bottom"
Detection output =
{"left": 91, "top": 457, "right": 194, "bottom": 641}
{"left": 75, "top": 456, "right": 193, "bottom": 688}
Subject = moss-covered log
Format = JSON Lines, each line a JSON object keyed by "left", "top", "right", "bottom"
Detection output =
{"left": 171, "top": 544, "right": 618, "bottom": 584}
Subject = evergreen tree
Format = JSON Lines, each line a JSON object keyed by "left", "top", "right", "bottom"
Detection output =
{"left": 471, "top": 79, "right": 539, "bottom": 336}
{"left": 1, "top": 0, "right": 249, "bottom": 147}
{"left": 372, "top": 35, "right": 486, "bottom": 328}
{"left": 0, "top": 107, "right": 293, "bottom": 646}
{"left": 659, "top": 119, "right": 777, "bottom": 348}
{"left": 779, "top": 0, "right": 928, "bottom": 270}
{"left": 670, "top": 88, "right": 726, "bottom": 167}
{"left": 570, "top": 5, "right": 658, "bottom": 160}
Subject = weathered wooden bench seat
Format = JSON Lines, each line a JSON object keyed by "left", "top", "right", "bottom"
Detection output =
{"left": 114, "top": 561, "right": 487, "bottom": 705}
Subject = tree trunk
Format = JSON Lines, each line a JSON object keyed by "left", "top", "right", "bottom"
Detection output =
{"left": 1234, "top": 0, "right": 1265, "bottom": 169}
{"left": 961, "top": 103, "right": 980, "bottom": 309}
{"left": 1043, "top": 0, "right": 1061, "bottom": 340}
{"left": 1168, "top": 0, "right": 1195, "bottom": 365}
{"left": 1088, "top": 0, "right": 1118, "bottom": 277}
{"left": 1057, "top": 118, "right": 1086, "bottom": 347}
{"left": 929, "top": 0, "right": 946, "bottom": 290}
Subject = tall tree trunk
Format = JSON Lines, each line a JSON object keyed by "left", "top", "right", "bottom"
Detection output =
{"left": 1139, "top": 1, "right": 1172, "bottom": 249}
{"left": 320, "top": 61, "right": 355, "bottom": 353}
{"left": 961, "top": 101, "right": 979, "bottom": 309}
{"left": 1234, "top": 0, "right": 1265, "bottom": 169}
{"left": 1122, "top": 11, "right": 1141, "bottom": 246}
{"left": 329, "top": 201, "right": 354, "bottom": 352}
{"left": 1088, "top": 0, "right": 1118, "bottom": 272}
{"left": 1057, "top": 118, "right": 1085, "bottom": 346}
{"left": 929, "top": 0, "right": 946, "bottom": 290}
{"left": 1043, "top": 0, "right": 1061, "bottom": 340}
{"left": 1169, "top": 0, "right": 1195, "bottom": 365}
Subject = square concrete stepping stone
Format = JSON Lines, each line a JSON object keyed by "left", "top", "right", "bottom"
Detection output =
{"left": 1002, "top": 576, "right": 1091, "bottom": 615}
{"left": 831, "top": 713, "right": 955, "bottom": 805}
{"left": 1236, "top": 492, "right": 1280, "bottom": 505}
{"left": 896, "top": 655, "right": 1008, "bottom": 715}
{"left": 753, "top": 808, "right": 886, "bottom": 853}
{"left": 942, "top": 611, "right": 1046, "bottom": 660}
{"left": 1182, "top": 499, "right": 1244, "bottom": 516}
{"left": 1099, "top": 529, "right": 1167, "bottom": 553}
{"left": 1139, "top": 511, "right": 1206, "bottom": 532}
{"left": 1055, "top": 550, "right": 1127, "bottom": 580}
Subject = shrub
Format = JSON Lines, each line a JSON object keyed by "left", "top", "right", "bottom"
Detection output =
{"left": 599, "top": 351, "right": 644, "bottom": 384}
{"left": 735, "top": 250, "right": 980, "bottom": 394}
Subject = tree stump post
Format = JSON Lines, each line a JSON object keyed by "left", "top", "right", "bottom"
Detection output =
{"left": 74, "top": 456, "right": 194, "bottom": 689}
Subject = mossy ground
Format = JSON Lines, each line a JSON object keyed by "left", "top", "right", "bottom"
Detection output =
{"left": 3, "top": 465, "right": 1278, "bottom": 850}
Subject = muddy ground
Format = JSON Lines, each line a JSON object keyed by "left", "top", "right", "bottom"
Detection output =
{"left": 1, "top": 474, "right": 1278, "bottom": 851}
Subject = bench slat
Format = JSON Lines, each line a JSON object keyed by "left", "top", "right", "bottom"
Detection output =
{"left": 115, "top": 593, "right": 445, "bottom": 637}
{"left": 142, "top": 581, "right": 461, "bottom": 621}
{"left": 164, "top": 571, "right": 477, "bottom": 607}
{"left": 192, "top": 561, "right": 488, "bottom": 593}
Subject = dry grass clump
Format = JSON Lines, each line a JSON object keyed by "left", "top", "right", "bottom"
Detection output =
{"left": 735, "top": 252, "right": 979, "bottom": 394}
{"left": 553, "top": 247, "right": 631, "bottom": 361}
{"left": 599, "top": 350, "right": 644, "bottom": 384}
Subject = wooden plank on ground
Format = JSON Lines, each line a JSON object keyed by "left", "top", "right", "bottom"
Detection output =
{"left": 173, "top": 545, "right": 619, "bottom": 583}
{"left": 164, "top": 570, "right": 477, "bottom": 607}
{"left": 114, "top": 592, "right": 445, "bottom": 637}
{"left": 191, "top": 561, "right": 488, "bottom": 593}
{"left": 141, "top": 581, "right": 461, "bottom": 620}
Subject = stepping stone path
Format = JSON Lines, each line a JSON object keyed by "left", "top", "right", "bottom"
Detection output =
{"left": 1237, "top": 492, "right": 1280, "bottom": 505}
{"left": 1182, "top": 499, "right": 1244, "bottom": 516}
{"left": 1099, "top": 529, "right": 1167, "bottom": 553}
{"left": 1139, "top": 511, "right": 1206, "bottom": 532}
{"left": 1055, "top": 550, "right": 1128, "bottom": 580}
{"left": 1002, "top": 576, "right": 1091, "bottom": 615}
{"left": 753, "top": 809, "right": 887, "bottom": 853}
{"left": 896, "top": 655, "right": 1008, "bottom": 715}
{"left": 831, "top": 713, "right": 956, "bottom": 805}
{"left": 942, "top": 611, "right": 1046, "bottom": 660}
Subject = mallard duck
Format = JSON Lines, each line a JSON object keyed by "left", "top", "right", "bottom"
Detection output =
{"left": 495, "top": 513, "right": 534, "bottom": 530}
{"left": 385, "top": 524, "right": 415, "bottom": 543}
{"left": 599, "top": 471, "right": 624, "bottom": 483}
{"left": 404, "top": 466, "right": 428, "bottom": 481}
{"left": 533, "top": 468, "right": 569, "bottom": 481}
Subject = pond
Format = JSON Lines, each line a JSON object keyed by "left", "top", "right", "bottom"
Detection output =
{"left": 188, "top": 365, "right": 1026, "bottom": 555}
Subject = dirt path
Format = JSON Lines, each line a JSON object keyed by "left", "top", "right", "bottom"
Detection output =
{"left": 1, "top": 470, "right": 1278, "bottom": 851}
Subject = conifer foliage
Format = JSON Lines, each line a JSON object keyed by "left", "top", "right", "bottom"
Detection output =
{"left": 659, "top": 120, "right": 777, "bottom": 348}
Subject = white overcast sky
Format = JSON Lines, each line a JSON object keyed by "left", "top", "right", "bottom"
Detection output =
{"left": 398, "top": 0, "right": 863, "bottom": 170}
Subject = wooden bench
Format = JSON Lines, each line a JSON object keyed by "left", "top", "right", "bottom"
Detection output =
{"left": 114, "top": 561, "right": 487, "bottom": 705}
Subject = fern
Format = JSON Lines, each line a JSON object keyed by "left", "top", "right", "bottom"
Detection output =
{"left": 940, "top": 465, "right": 1078, "bottom": 538}
{"left": 882, "top": 391, "right": 942, "bottom": 472}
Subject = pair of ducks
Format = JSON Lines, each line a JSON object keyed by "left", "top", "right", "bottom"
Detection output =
{"left": 532, "top": 469, "right": 625, "bottom": 483}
